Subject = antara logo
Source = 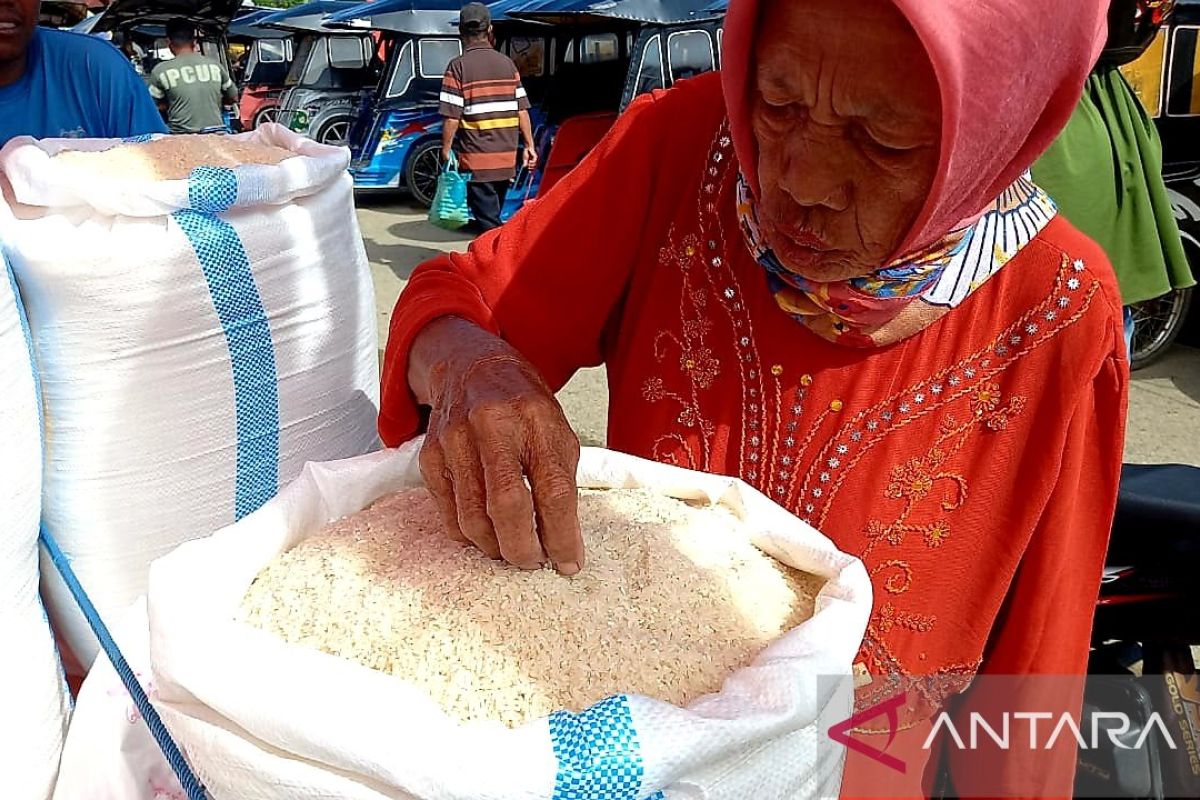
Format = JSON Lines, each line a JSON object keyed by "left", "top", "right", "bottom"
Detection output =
{"left": 828, "top": 692, "right": 1179, "bottom": 775}
{"left": 927, "top": 710, "right": 1179, "bottom": 754}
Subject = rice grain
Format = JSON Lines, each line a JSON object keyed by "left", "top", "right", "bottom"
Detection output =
{"left": 52, "top": 135, "right": 294, "bottom": 182}
{"left": 239, "top": 488, "right": 823, "bottom": 727}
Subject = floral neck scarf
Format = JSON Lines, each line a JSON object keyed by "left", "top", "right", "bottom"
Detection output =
{"left": 736, "top": 172, "right": 1058, "bottom": 347}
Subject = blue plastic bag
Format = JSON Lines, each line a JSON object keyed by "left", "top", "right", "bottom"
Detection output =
{"left": 428, "top": 152, "right": 472, "bottom": 231}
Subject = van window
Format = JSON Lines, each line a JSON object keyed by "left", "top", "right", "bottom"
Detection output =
{"left": 386, "top": 39, "right": 415, "bottom": 97}
{"left": 258, "top": 39, "right": 286, "bottom": 64}
{"left": 419, "top": 39, "right": 461, "bottom": 78}
{"left": 508, "top": 36, "right": 545, "bottom": 77}
{"left": 328, "top": 36, "right": 367, "bottom": 70}
{"left": 634, "top": 34, "right": 664, "bottom": 97}
{"left": 668, "top": 30, "right": 714, "bottom": 83}
{"left": 573, "top": 33, "right": 618, "bottom": 64}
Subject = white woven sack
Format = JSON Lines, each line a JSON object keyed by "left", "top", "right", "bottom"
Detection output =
{"left": 0, "top": 257, "right": 70, "bottom": 799}
{"left": 147, "top": 441, "right": 873, "bottom": 800}
{"left": 0, "top": 124, "right": 380, "bottom": 672}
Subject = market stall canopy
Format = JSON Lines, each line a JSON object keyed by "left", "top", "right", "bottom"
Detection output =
{"left": 227, "top": 8, "right": 281, "bottom": 38}
{"left": 507, "top": 0, "right": 721, "bottom": 25}
{"left": 257, "top": 0, "right": 359, "bottom": 33}
{"left": 487, "top": 0, "right": 560, "bottom": 23}
{"left": 324, "top": 0, "right": 463, "bottom": 35}
{"left": 89, "top": 0, "right": 242, "bottom": 33}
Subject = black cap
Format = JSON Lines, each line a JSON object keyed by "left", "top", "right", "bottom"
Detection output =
{"left": 459, "top": 2, "right": 490, "bottom": 36}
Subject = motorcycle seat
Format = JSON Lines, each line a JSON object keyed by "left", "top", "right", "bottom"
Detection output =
{"left": 1107, "top": 463, "right": 1200, "bottom": 565}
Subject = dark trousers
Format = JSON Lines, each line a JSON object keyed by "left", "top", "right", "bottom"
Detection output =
{"left": 467, "top": 180, "right": 510, "bottom": 232}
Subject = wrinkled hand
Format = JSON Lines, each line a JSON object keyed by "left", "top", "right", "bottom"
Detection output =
{"left": 523, "top": 147, "right": 539, "bottom": 170}
{"left": 411, "top": 318, "right": 584, "bottom": 574}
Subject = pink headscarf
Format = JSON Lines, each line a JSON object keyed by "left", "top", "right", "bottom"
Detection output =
{"left": 721, "top": 0, "right": 1108, "bottom": 259}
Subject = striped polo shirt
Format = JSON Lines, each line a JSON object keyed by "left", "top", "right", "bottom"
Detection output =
{"left": 439, "top": 43, "right": 530, "bottom": 182}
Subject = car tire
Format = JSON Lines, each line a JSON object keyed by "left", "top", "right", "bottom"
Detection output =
{"left": 314, "top": 115, "right": 353, "bottom": 147}
{"left": 405, "top": 139, "right": 443, "bottom": 209}
{"left": 252, "top": 104, "right": 280, "bottom": 129}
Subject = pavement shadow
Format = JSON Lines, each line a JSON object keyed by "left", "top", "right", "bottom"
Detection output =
{"left": 1132, "top": 345, "right": 1200, "bottom": 404}
{"left": 362, "top": 238, "right": 445, "bottom": 283}
{"left": 388, "top": 217, "right": 477, "bottom": 246}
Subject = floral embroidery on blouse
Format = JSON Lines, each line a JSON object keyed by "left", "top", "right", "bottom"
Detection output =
{"left": 640, "top": 120, "right": 1104, "bottom": 725}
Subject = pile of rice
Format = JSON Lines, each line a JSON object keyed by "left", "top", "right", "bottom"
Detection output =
{"left": 239, "top": 488, "right": 823, "bottom": 727}
{"left": 52, "top": 135, "right": 295, "bottom": 182}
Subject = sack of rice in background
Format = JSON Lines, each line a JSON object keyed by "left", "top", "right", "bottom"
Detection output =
{"left": 0, "top": 256, "right": 70, "bottom": 800}
{"left": 0, "top": 125, "right": 380, "bottom": 673}
{"left": 147, "top": 441, "right": 873, "bottom": 800}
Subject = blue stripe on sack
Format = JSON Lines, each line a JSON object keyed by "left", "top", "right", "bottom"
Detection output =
{"left": 173, "top": 169, "right": 278, "bottom": 519}
{"left": 549, "top": 695, "right": 662, "bottom": 800}
{"left": 188, "top": 165, "right": 238, "bottom": 212}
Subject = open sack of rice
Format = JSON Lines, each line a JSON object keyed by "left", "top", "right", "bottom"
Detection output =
{"left": 146, "top": 440, "right": 873, "bottom": 800}
{"left": 0, "top": 124, "right": 380, "bottom": 673}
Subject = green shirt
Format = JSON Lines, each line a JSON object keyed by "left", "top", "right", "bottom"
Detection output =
{"left": 1033, "top": 68, "right": 1195, "bottom": 305}
{"left": 148, "top": 52, "right": 237, "bottom": 134}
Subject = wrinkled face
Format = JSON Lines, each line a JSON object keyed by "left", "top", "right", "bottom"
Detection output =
{"left": 752, "top": 0, "right": 941, "bottom": 281}
{"left": 0, "top": 0, "right": 37, "bottom": 72}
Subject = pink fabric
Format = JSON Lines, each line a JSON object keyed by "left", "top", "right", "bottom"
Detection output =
{"left": 721, "top": 0, "right": 1108, "bottom": 258}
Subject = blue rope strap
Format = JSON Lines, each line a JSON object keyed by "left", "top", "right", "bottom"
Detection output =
{"left": 40, "top": 525, "right": 209, "bottom": 800}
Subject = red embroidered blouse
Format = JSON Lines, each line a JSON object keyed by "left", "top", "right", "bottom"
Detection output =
{"left": 381, "top": 74, "right": 1129, "bottom": 796}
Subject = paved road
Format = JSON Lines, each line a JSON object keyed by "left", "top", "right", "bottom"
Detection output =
{"left": 359, "top": 198, "right": 1200, "bottom": 465}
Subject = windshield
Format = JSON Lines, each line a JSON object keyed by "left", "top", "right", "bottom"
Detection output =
{"left": 633, "top": 33, "right": 664, "bottom": 96}
{"left": 385, "top": 39, "right": 415, "bottom": 98}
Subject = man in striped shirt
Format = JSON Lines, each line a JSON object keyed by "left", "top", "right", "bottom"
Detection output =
{"left": 440, "top": 3, "right": 537, "bottom": 232}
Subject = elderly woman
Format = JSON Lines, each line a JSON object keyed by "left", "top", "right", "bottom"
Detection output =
{"left": 382, "top": 0, "right": 1125, "bottom": 794}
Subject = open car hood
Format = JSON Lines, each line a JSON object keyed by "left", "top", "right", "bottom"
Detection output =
{"left": 91, "top": 0, "right": 243, "bottom": 34}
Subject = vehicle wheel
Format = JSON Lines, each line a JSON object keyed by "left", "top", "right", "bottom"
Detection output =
{"left": 1130, "top": 286, "right": 1193, "bottom": 370}
{"left": 314, "top": 115, "right": 353, "bottom": 147}
{"left": 252, "top": 104, "right": 279, "bottom": 129}
{"left": 405, "top": 140, "right": 442, "bottom": 208}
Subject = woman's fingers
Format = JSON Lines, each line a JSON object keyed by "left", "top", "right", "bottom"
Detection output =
{"left": 417, "top": 438, "right": 469, "bottom": 545}
{"left": 439, "top": 424, "right": 503, "bottom": 560}
{"left": 527, "top": 427, "right": 584, "bottom": 575}
{"left": 480, "top": 437, "right": 545, "bottom": 570}
{"left": 419, "top": 343, "right": 586, "bottom": 574}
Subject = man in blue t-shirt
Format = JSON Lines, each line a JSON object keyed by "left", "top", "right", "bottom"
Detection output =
{"left": 0, "top": 0, "right": 166, "bottom": 144}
